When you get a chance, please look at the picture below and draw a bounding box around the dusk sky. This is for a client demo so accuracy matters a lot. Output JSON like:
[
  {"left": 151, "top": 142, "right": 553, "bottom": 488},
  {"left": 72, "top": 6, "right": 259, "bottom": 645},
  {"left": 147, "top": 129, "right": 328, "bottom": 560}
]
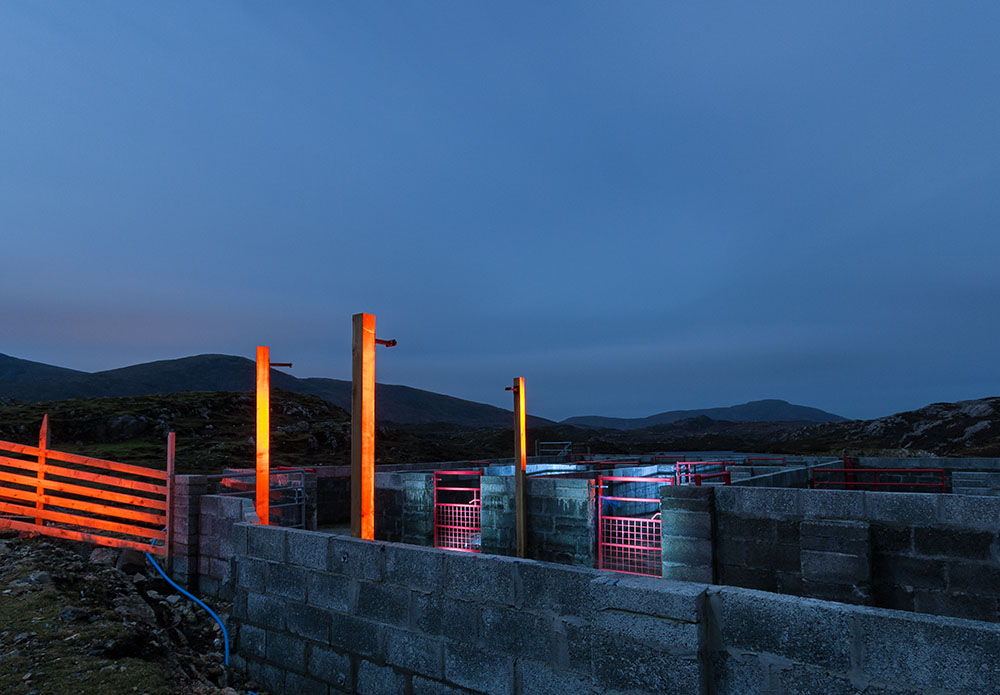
[{"left": 2, "top": 3, "right": 999, "bottom": 421}]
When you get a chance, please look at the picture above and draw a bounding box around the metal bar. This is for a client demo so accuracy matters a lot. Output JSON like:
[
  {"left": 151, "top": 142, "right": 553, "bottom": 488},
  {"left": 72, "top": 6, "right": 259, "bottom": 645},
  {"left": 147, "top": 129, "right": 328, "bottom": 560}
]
[{"left": 599, "top": 476, "right": 676, "bottom": 484}]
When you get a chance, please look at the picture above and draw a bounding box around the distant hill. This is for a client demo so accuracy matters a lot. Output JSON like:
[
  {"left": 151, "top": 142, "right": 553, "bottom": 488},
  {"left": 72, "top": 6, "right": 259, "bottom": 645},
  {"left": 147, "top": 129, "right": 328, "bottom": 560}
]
[
  {"left": 0, "top": 353, "right": 553, "bottom": 428},
  {"left": 780, "top": 397, "right": 1000, "bottom": 457},
  {"left": 562, "top": 399, "right": 846, "bottom": 429}
]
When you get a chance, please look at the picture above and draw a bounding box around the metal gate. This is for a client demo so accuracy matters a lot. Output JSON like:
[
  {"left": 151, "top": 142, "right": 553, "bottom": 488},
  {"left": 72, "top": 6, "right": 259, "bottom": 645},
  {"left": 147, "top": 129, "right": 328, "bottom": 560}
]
[
  {"left": 597, "top": 474, "right": 674, "bottom": 577},
  {"left": 434, "top": 470, "right": 482, "bottom": 552},
  {"left": 0, "top": 418, "right": 173, "bottom": 556},
  {"left": 210, "top": 469, "right": 307, "bottom": 528}
]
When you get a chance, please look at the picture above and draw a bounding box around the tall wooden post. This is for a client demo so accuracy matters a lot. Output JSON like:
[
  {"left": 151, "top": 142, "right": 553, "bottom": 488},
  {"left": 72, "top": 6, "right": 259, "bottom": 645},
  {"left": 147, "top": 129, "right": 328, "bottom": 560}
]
[
  {"left": 166, "top": 431, "right": 176, "bottom": 573},
  {"left": 352, "top": 313, "right": 376, "bottom": 539},
  {"left": 35, "top": 414, "right": 49, "bottom": 526},
  {"left": 256, "top": 346, "right": 270, "bottom": 525},
  {"left": 513, "top": 377, "right": 528, "bottom": 558}
]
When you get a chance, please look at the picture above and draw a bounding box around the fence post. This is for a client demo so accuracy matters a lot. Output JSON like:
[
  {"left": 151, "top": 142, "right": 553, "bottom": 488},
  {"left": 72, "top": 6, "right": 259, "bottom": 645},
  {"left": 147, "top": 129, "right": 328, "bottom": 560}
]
[
  {"left": 256, "top": 345, "right": 271, "bottom": 526},
  {"left": 512, "top": 377, "right": 528, "bottom": 559},
  {"left": 351, "top": 313, "right": 376, "bottom": 540},
  {"left": 596, "top": 475, "right": 604, "bottom": 571},
  {"left": 35, "top": 414, "right": 49, "bottom": 526},
  {"left": 166, "top": 432, "right": 176, "bottom": 574}
]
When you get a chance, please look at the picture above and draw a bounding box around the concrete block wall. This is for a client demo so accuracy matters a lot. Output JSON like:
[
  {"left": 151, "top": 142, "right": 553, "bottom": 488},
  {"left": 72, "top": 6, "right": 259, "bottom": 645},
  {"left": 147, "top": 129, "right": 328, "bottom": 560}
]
[
  {"left": 952, "top": 471, "right": 1000, "bottom": 496},
  {"left": 706, "top": 487, "right": 1000, "bottom": 622},
  {"left": 799, "top": 519, "right": 870, "bottom": 605},
  {"left": 198, "top": 494, "right": 259, "bottom": 597},
  {"left": 170, "top": 474, "right": 208, "bottom": 585},
  {"left": 373, "top": 472, "right": 435, "bottom": 546},
  {"left": 480, "top": 476, "right": 595, "bottom": 565},
  {"left": 229, "top": 525, "right": 705, "bottom": 694},
  {"left": 708, "top": 586, "right": 1000, "bottom": 695},
  {"left": 660, "top": 485, "right": 715, "bottom": 583},
  {"left": 225, "top": 524, "right": 1000, "bottom": 695}
]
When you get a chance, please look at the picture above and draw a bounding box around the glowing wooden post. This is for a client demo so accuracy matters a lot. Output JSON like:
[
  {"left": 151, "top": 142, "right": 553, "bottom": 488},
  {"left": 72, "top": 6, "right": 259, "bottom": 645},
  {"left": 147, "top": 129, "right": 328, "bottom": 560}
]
[
  {"left": 166, "top": 431, "right": 175, "bottom": 573},
  {"left": 35, "top": 414, "right": 49, "bottom": 526},
  {"left": 352, "top": 313, "right": 376, "bottom": 539},
  {"left": 512, "top": 377, "right": 528, "bottom": 558},
  {"left": 256, "top": 346, "right": 270, "bottom": 525}
]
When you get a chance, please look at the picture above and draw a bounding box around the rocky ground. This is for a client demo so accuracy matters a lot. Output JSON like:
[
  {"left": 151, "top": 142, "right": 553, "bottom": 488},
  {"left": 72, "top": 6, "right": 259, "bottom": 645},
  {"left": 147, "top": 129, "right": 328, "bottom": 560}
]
[
  {"left": 778, "top": 397, "right": 1000, "bottom": 457},
  {"left": 0, "top": 390, "right": 351, "bottom": 474},
  {"left": 0, "top": 531, "right": 266, "bottom": 695}
]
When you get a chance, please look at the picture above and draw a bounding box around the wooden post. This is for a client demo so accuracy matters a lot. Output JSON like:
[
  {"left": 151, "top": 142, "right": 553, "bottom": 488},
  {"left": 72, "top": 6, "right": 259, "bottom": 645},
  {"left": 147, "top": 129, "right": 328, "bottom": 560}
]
[
  {"left": 165, "top": 431, "right": 176, "bottom": 574},
  {"left": 256, "top": 345, "right": 270, "bottom": 525},
  {"left": 351, "top": 313, "right": 376, "bottom": 539},
  {"left": 35, "top": 414, "right": 49, "bottom": 526},
  {"left": 513, "top": 377, "right": 528, "bottom": 558}
]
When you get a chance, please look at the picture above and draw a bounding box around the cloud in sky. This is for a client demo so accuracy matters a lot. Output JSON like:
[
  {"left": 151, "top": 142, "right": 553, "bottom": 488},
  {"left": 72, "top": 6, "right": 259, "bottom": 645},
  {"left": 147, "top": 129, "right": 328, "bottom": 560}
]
[{"left": 2, "top": 2, "right": 999, "bottom": 420}]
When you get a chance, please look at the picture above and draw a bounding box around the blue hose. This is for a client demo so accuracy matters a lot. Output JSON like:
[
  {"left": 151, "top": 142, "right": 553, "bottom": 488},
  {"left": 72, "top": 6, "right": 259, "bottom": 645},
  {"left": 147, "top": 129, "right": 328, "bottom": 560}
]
[{"left": 145, "top": 532, "right": 230, "bottom": 666}]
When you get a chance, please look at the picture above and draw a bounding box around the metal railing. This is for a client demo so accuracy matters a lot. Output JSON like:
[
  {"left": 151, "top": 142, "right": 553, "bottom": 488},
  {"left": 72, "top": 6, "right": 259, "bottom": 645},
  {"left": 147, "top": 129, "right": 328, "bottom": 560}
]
[
  {"left": 744, "top": 456, "right": 786, "bottom": 466},
  {"left": 209, "top": 469, "right": 307, "bottom": 528},
  {"left": 675, "top": 461, "right": 732, "bottom": 486},
  {"left": 810, "top": 467, "right": 946, "bottom": 493}
]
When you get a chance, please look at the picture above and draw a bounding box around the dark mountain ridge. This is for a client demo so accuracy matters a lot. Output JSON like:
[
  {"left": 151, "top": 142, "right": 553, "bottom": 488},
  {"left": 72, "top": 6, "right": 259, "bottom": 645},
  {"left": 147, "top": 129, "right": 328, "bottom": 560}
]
[
  {"left": 562, "top": 398, "right": 846, "bottom": 429},
  {"left": 0, "top": 353, "right": 550, "bottom": 428},
  {"left": 1, "top": 353, "right": 843, "bottom": 431}
]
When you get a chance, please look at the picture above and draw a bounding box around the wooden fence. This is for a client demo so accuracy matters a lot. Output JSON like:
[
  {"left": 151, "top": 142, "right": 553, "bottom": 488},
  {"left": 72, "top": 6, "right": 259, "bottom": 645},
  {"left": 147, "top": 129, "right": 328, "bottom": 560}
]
[{"left": 0, "top": 415, "right": 174, "bottom": 556}]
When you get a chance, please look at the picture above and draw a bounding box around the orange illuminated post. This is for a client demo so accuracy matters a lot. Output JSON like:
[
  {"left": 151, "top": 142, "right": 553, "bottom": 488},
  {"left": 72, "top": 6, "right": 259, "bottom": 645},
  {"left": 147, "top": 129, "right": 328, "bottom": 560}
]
[
  {"left": 511, "top": 377, "right": 528, "bottom": 558},
  {"left": 351, "top": 313, "right": 376, "bottom": 539},
  {"left": 256, "top": 346, "right": 270, "bottom": 525},
  {"left": 35, "top": 414, "right": 49, "bottom": 526}
]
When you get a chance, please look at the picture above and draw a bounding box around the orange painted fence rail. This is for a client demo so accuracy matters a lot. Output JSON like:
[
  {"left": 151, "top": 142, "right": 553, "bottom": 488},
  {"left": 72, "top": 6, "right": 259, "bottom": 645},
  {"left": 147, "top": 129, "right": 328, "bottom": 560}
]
[{"left": 0, "top": 417, "right": 173, "bottom": 557}]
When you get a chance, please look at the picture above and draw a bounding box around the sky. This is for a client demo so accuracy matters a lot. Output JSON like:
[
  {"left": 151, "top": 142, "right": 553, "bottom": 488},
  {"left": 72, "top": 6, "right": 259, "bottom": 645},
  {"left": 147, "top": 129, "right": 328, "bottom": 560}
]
[{"left": 2, "top": 2, "right": 999, "bottom": 422}]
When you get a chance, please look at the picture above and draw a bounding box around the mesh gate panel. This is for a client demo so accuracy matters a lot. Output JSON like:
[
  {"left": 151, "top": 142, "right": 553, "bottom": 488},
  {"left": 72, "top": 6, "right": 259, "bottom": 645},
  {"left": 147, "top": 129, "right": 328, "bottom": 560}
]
[
  {"left": 435, "top": 502, "right": 482, "bottom": 552},
  {"left": 599, "top": 515, "right": 662, "bottom": 577},
  {"left": 433, "top": 470, "right": 483, "bottom": 553}
]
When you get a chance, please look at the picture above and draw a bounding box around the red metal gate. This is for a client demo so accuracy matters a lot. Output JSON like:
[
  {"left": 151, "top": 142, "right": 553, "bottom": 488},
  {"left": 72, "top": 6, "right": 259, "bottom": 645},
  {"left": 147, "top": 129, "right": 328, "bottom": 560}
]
[
  {"left": 597, "top": 474, "right": 674, "bottom": 577},
  {"left": 433, "top": 470, "right": 482, "bottom": 553}
]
